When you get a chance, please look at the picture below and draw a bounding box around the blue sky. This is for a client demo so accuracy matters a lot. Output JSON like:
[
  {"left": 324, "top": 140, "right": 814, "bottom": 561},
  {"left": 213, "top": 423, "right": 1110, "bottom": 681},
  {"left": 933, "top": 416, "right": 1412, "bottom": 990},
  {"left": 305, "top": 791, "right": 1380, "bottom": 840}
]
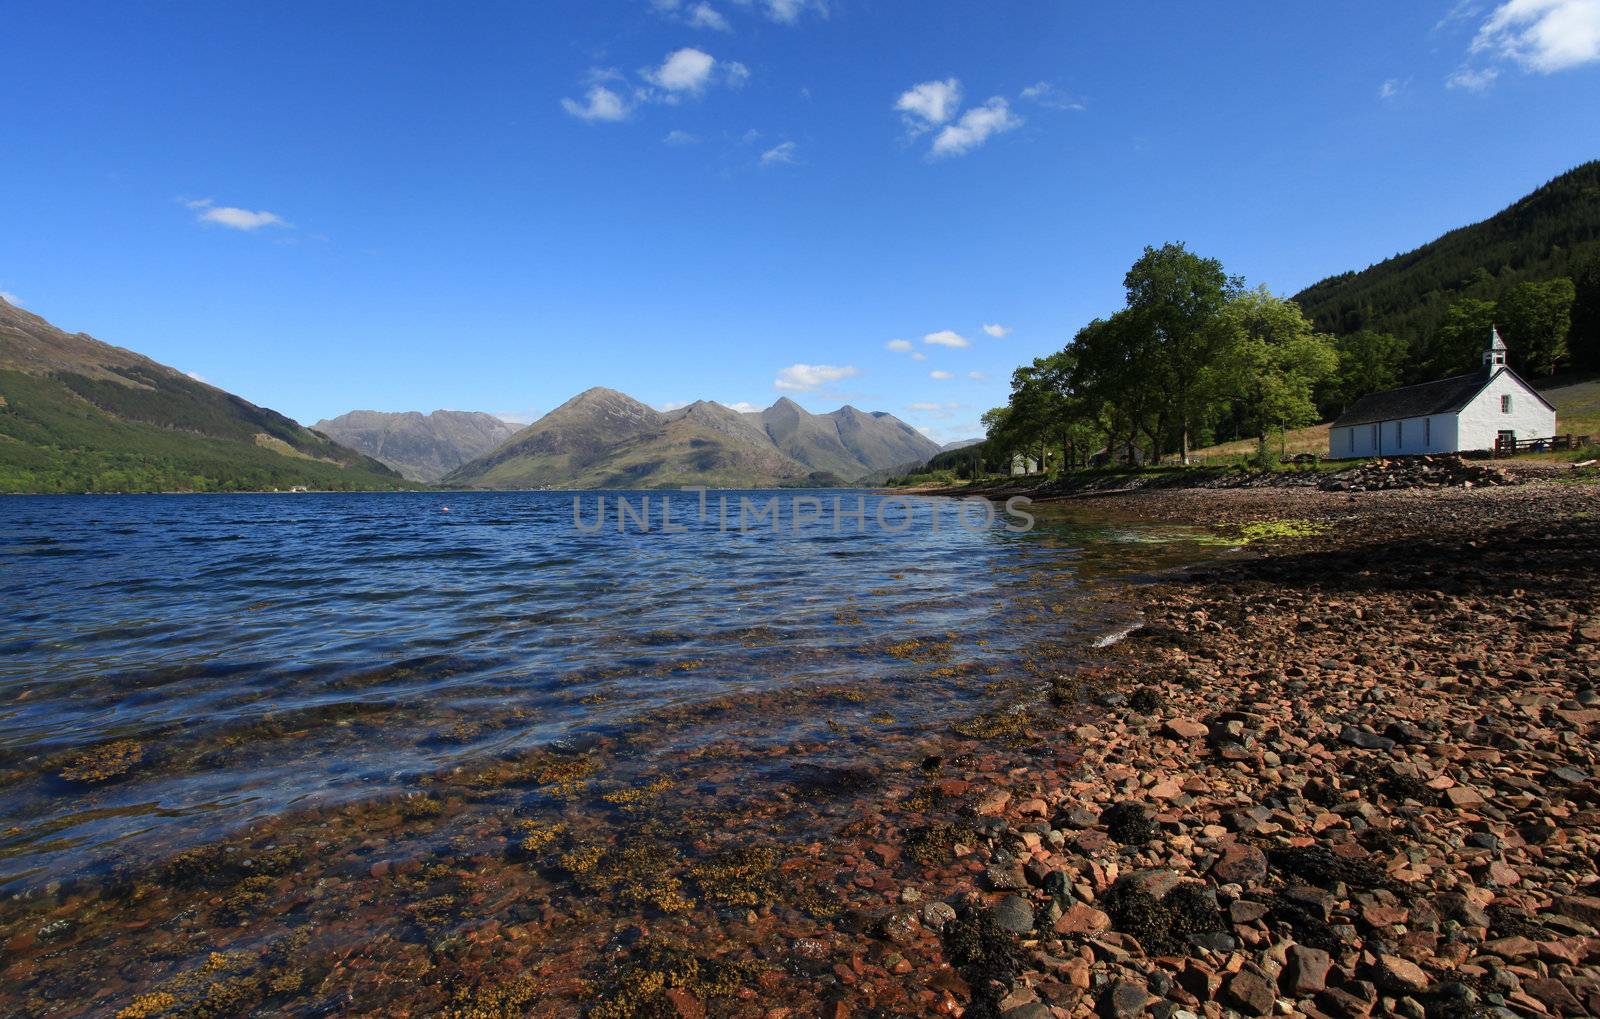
[{"left": 3, "top": 1, "right": 1597, "bottom": 441}]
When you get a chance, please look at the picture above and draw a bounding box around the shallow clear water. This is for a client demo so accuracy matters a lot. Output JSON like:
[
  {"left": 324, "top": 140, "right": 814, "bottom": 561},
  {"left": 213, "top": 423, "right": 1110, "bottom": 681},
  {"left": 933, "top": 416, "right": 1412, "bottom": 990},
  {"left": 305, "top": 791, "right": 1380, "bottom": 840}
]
[{"left": 0, "top": 490, "right": 1206, "bottom": 890}]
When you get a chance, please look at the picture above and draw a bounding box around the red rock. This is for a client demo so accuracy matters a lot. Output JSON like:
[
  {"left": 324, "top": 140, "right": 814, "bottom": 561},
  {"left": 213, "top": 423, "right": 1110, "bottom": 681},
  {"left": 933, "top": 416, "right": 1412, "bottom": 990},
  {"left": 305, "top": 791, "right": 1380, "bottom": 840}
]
[
  {"left": 1284, "top": 944, "right": 1333, "bottom": 995},
  {"left": 1016, "top": 797, "right": 1049, "bottom": 817},
  {"left": 1482, "top": 935, "right": 1539, "bottom": 959},
  {"left": 664, "top": 988, "right": 706, "bottom": 1019},
  {"left": 1149, "top": 778, "right": 1183, "bottom": 799},
  {"left": 1373, "top": 954, "right": 1430, "bottom": 994},
  {"left": 975, "top": 790, "right": 1011, "bottom": 816},
  {"left": 1555, "top": 895, "right": 1600, "bottom": 925},
  {"left": 1164, "top": 717, "right": 1209, "bottom": 740},
  {"left": 1211, "top": 842, "right": 1268, "bottom": 885},
  {"left": 1058, "top": 956, "right": 1091, "bottom": 990},
  {"left": 1488, "top": 861, "right": 1521, "bottom": 885},
  {"left": 1524, "top": 977, "right": 1583, "bottom": 1014},
  {"left": 1537, "top": 938, "right": 1586, "bottom": 965},
  {"left": 1054, "top": 902, "right": 1111, "bottom": 935},
  {"left": 1360, "top": 904, "right": 1409, "bottom": 927},
  {"left": 1317, "top": 986, "right": 1375, "bottom": 1017},
  {"left": 1221, "top": 967, "right": 1277, "bottom": 1015}
]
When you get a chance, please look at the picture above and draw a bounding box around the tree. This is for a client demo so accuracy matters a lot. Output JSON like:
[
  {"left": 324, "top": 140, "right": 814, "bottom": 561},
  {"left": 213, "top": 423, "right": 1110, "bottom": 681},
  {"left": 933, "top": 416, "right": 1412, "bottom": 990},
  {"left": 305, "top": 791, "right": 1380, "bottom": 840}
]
[
  {"left": 1572, "top": 253, "right": 1600, "bottom": 371},
  {"left": 1122, "top": 243, "right": 1240, "bottom": 462},
  {"left": 1214, "top": 288, "right": 1339, "bottom": 458},
  {"left": 1427, "top": 297, "right": 1497, "bottom": 377},
  {"left": 1330, "top": 329, "right": 1407, "bottom": 408},
  {"left": 1496, "top": 277, "right": 1575, "bottom": 376},
  {"left": 1071, "top": 310, "right": 1164, "bottom": 463}
]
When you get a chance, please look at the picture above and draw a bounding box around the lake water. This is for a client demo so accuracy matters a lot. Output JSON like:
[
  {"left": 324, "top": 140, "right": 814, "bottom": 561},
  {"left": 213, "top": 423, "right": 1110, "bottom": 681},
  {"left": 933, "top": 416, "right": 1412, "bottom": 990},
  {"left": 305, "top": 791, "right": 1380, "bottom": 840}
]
[{"left": 0, "top": 490, "right": 1209, "bottom": 892}]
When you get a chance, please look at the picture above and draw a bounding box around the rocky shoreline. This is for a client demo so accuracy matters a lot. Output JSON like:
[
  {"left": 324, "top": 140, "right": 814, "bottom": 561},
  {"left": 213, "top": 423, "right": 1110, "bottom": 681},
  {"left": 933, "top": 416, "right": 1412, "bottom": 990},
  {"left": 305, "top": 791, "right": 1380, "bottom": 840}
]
[
  {"left": 2, "top": 480, "right": 1597, "bottom": 1018},
  {"left": 898, "top": 480, "right": 1600, "bottom": 1019}
]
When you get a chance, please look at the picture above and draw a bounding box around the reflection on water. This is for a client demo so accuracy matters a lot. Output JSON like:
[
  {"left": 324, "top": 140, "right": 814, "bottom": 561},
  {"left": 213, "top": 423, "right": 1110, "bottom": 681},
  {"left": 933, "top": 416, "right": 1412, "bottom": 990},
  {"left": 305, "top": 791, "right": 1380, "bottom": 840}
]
[{"left": 0, "top": 490, "right": 1212, "bottom": 890}]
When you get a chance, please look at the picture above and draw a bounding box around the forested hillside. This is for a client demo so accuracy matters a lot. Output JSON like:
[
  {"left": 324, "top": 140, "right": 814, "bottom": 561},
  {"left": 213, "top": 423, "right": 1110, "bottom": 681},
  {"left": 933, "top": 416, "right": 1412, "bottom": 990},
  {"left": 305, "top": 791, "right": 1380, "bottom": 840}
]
[
  {"left": 1294, "top": 161, "right": 1600, "bottom": 380},
  {"left": 930, "top": 164, "right": 1600, "bottom": 479}
]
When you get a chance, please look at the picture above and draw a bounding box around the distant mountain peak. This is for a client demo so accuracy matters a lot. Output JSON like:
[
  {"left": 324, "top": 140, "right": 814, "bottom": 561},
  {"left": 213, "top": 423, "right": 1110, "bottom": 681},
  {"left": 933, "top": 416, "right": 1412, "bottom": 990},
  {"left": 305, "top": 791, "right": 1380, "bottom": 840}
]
[
  {"left": 313, "top": 409, "right": 519, "bottom": 482},
  {"left": 446, "top": 386, "right": 941, "bottom": 489}
]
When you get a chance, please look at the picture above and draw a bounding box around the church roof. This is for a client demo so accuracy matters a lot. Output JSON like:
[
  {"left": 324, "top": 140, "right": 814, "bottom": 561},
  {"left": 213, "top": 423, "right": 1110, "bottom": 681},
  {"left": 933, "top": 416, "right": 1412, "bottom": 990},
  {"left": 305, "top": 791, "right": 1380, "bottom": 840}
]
[{"left": 1329, "top": 366, "right": 1553, "bottom": 428}]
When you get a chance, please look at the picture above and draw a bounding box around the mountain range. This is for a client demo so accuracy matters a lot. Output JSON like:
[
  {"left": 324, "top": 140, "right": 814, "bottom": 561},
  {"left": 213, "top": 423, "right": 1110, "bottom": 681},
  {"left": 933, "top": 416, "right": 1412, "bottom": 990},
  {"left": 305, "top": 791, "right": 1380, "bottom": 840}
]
[
  {"left": 0, "top": 294, "right": 937, "bottom": 492},
  {"left": 440, "top": 388, "right": 943, "bottom": 489},
  {"left": 0, "top": 296, "right": 404, "bottom": 493},
  {"left": 312, "top": 410, "right": 518, "bottom": 482}
]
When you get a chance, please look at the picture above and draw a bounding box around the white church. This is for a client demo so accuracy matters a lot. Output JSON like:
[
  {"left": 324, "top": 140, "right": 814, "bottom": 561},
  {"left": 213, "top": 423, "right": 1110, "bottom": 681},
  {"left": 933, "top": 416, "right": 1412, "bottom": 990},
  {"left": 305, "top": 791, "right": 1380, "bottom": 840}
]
[{"left": 1329, "top": 327, "right": 1556, "bottom": 459}]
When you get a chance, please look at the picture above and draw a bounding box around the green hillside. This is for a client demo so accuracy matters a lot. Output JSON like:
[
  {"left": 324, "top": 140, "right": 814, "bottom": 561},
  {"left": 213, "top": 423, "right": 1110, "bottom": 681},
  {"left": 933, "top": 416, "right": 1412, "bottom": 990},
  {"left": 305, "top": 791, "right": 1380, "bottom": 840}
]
[
  {"left": 1294, "top": 160, "right": 1600, "bottom": 377},
  {"left": 0, "top": 299, "right": 409, "bottom": 494}
]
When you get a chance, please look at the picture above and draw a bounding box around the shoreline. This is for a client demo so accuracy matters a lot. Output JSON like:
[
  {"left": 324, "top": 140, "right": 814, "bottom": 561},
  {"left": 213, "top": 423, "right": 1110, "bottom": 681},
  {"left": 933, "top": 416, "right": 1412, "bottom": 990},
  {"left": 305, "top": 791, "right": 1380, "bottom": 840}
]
[{"left": 2, "top": 480, "right": 1597, "bottom": 1017}]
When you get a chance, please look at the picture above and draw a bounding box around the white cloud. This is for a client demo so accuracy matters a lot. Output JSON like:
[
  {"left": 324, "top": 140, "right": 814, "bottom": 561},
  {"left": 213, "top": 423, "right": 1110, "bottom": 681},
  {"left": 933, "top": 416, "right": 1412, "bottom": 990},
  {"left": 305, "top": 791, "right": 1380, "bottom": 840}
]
[
  {"left": 929, "top": 370, "right": 955, "bottom": 380},
  {"left": 723, "top": 401, "right": 761, "bottom": 413},
  {"left": 885, "top": 338, "right": 913, "bottom": 352},
  {"left": 0, "top": 290, "right": 20, "bottom": 307},
  {"left": 656, "top": 399, "right": 691, "bottom": 411},
  {"left": 981, "top": 323, "right": 1011, "bottom": 338},
  {"left": 495, "top": 409, "right": 539, "bottom": 425},
  {"left": 967, "top": 371, "right": 986, "bottom": 380},
  {"left": 906, "top": 400, "right": 961, "bottom": 413},
  {"left": 760, "top": 140, "right": 797, "bottom": 165},
  {"left": 664, "top": 129, "right": 700, "bottom": 145},
  {"left": 184, "top": 198, "right": 287, "bottom": 231},
  {"left": 687, "top": 2, "right": 731, "bottom": 30},
  {"left": 774, "top": 363, "right": 858, "bottom": 391},
  {"left": 648, "top": 48, "right": 718, "bottom": 92},
  {"left": 1378, "top": 78, "right": 1408, "bottom": 99},
  {"left": 923, "top": 329, "right": 970, "bottom": 348},
  {"left": 672, "top": 0, "right": 823, "bottom": 26},
  {"left": 895, "top": 78, "right": 963, "bottom": 130},
  {"left": 1472, "top": 0, "right": 1600, "bottom": 72},
  {"left": 911, "top": 352, "right": 926, "bottom": 361},
  {"left": 1447, "top": 65, "right": 1501, "bottom": 89},
  {"left": 1019, "top": 81, "right": 1085, "bottom": 111},
  {"left": 1436, "top": 0, "right": 1487, "bottom": 32},
  {"left": 760, "top": 0, "right": 824, "bottom": 23},
  {"left": 562, "top": 85, "right": 630, "bottom": 121},
  {"left": 931, "top": 98, "right": 1022, "bottom": 157},
  {"left": 185, "top": 370, "right": 208, "bottom": 383}
]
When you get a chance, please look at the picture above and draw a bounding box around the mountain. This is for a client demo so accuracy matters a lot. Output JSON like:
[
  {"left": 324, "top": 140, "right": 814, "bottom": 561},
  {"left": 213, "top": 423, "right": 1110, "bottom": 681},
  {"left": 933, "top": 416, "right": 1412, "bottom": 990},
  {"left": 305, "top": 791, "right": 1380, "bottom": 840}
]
[
  {"left": 0, "top": 296, "right": 405, "bottom": 493},
  {"left": 312, "top": 409, "right": 518, "bottom": 481},
  {"left": 1293, "top": 161, "right": 1600, "bottom": 367},
  {"left": 444, "top": 388, "right": 942, "bottom": 489},
  {"left": 941, "top": 438, "right": 983, "bottom": 451},
  {"left": 751, "top": 397, "right": 872, "bottom": 480}
]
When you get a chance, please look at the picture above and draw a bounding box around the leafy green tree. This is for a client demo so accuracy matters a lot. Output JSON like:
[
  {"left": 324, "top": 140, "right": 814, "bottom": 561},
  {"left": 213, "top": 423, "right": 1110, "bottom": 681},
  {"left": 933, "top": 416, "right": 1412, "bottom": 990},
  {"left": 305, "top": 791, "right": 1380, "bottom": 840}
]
[
  {"left": 1122, "top": 243, "right": 1241, "bottom": 461},
  {"left": 1331, "top": 329, "right": 1408, "bottom": 407},
  {"left": 1070, "top": 310, "right": 1165, "bottom": 463},
  {"left": 1496, "top": 277, "right": 1574, "bottom": 376},
  {"left": 1214, "top": 288, "right": 1339, "bottom": 458},
  {"left": 1573, "top": 253, "right": 1600, "bottom": 371},
  {"left": 1427, "top": 297, "right": 1497, "bottom": 376}
]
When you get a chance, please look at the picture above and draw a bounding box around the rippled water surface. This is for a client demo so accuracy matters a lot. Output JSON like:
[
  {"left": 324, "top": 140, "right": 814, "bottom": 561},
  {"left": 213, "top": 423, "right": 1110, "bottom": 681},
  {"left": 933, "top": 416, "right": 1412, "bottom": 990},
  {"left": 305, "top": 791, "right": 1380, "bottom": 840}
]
[{"left": 0, "top": 491, "right": 1210, "bottom": 890}]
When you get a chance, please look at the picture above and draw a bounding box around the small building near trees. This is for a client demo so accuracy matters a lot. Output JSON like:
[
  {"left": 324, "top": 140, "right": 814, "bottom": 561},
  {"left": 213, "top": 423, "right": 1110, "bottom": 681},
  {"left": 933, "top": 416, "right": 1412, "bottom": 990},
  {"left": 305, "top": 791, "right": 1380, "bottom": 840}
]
[
  {"left": 1328, "top": 327, "right": 1555, "bottom": 458},
  {"left": 1009, "top": 454, "right": 1039, "bottom": 476}
]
